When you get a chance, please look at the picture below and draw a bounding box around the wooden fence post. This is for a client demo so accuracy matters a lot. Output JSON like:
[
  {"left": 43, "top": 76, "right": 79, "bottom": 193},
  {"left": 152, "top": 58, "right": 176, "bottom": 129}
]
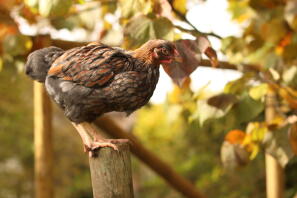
[
  {"left": 95, "top": 116, "right": 207, "bottom": 198},
  {"left": 34, "top": 82, "right": 53, "bottom": 198},
  {"left": 89, "top": 140, "right": 134, "bottom": 198},
  {"left": 265, "top": 89, "right": 284, "bottom": 198}
]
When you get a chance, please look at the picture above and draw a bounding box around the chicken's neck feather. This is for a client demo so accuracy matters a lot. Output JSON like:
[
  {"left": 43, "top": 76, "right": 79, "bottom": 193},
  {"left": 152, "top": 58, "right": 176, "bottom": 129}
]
[{"left": 132, "top": 46, "right": 157, "bottom": 66}]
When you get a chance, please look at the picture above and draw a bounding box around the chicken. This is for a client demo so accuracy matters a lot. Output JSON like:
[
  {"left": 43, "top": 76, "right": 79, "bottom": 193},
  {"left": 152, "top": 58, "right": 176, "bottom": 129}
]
[{"left": 25, "top": 40, "right": 180, "bottom": 155}]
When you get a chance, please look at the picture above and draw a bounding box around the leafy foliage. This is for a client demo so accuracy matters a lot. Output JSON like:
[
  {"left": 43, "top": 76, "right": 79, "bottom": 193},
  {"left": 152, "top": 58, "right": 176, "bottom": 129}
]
[
  {"left": 163, "top": 38, "right": 217, "bottom": 86},
  {"left": 1, "top": 0, "right": 297, "bottom": 197},
  {"left": 123, "top": 15, "right": 174, "bottom": 49}
]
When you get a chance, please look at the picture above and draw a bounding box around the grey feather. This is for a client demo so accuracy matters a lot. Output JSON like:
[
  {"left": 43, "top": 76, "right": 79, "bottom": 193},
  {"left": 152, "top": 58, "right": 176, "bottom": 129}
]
[{"left": 25, "top": 47, "right": 64, "bottom": 82}]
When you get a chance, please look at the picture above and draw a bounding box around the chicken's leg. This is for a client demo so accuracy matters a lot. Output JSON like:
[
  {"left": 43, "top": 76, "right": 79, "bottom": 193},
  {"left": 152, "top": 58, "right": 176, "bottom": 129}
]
[{"left": 72, "top": 122, "right": 118, "bottom": 157}]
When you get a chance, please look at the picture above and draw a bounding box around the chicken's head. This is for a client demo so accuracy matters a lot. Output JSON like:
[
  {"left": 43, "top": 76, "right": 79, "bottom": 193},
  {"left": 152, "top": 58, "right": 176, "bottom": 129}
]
[
  {"left": 151, "top": 40, "right": 181, "bottom": 64},
  {"left": 134, "top": 40, "right": 181, "bottom": 65}
]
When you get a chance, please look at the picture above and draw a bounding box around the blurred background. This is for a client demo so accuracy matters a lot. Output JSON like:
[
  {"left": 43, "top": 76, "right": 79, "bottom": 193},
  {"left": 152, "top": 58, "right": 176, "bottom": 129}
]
[{"left": 0, "top": 0, "right": 297, "bottom": 197}]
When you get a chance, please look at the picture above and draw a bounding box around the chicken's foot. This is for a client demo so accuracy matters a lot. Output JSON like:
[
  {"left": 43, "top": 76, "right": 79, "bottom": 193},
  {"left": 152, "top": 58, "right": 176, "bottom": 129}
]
[{"left": 72, "top": 122, "right": 118, "bottom": 157}]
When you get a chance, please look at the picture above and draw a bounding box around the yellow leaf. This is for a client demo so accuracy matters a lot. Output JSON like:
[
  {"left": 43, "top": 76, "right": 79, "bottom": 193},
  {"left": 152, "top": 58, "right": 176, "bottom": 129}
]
[
  {"left": 279, "top": 87, "right": 297, "bottom": 109},
  {"left": 236, "top": 13, "right": 251, "bottom": 23},
  {"left": 119, "top": 0, "right": 152, "bottom": 19},
  {"left": 242, "top": 134, "right": 255, "bottom": 153},
  {"left": 103, "top": 21, "right": 112, "bottom": 30},
  {"left": 25, "top": 39, "right": 33, "bottom": 51},
  {"left": 249, "top": 83, "right": 268, "bottom": 100},
  {"left": 246, "top": 122, "right": 268, "bottom": 142},
  {"left": 267, "top": 116, "right": 286, "bottom": 130},
  {"left": 249, "top": 144, "right": 260, "bottom": 160},
  {"left": 173, "top": 0, "right": 187, "bottom": 15},
  {"left": 284, "top": 86, "right": 297, "bottom": 98},
  {"left": 269, "top": 68, "right": 280, "bottom": 81},
  {"left": 228, "top": 0, "right": 254, "bottom": 23},
  {"left": 275, "top": 45, "right": 283, "bottom": 55},
  {"left": 39, "top": 0, "right": 72, "bottom": 17},
  {"left": 24, "top": 0, "right": 38, "bottom": 9},
  {"left": 269, "top": 83, "right": 297, "bottom": 109},
  {"left": 242, "top": 125, "right": 262, "bottom": 159},
  {"left": 168, "top": 85, "right": 183, "bottom": 104}
]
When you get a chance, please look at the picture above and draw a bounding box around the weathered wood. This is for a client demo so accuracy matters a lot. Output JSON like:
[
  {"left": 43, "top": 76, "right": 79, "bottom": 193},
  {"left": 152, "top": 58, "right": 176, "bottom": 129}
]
[
  {"left": 95, "top": 116, "right": 207, "bottom": 198},
  {"left": 34, "top": 82, "right": 53, "bottom": 198},
  {"left": 89, "top": 140, "right": 134, "bottom": 198},
  {"left": 265, "top": 89, "right": 284, "bottom": 198}
]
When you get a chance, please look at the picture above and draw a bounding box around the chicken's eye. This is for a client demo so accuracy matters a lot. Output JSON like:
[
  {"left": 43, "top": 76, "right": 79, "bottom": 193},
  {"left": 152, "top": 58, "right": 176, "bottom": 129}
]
[{"left": 161, "top": 47, "right": 169, "bottom": 55}]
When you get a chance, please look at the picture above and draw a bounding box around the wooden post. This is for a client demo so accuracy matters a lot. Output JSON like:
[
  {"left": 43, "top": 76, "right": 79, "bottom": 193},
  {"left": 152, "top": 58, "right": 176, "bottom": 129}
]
[
  {"left": 265, "top": 89, "right": 284, "bottom": 198},
  {"left": 95, "top": 116, "right": 207, "bottom": 198},
  {"left": 34, "top": 82, "right": 53, "bottom": 198},
  {"left": 89, "top": 140, "right": 134, "bottom": 198}
]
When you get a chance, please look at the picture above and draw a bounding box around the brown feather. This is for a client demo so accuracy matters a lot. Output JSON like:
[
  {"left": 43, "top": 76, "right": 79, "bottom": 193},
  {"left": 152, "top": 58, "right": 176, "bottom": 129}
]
[{"left": 40, "top": 40, "right": 177, "bottom": 122}]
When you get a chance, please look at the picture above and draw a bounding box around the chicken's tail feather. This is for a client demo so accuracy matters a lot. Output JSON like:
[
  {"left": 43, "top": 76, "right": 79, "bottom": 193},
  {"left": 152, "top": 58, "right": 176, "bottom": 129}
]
[{"left": 25, "top": 46, "right": 64, "bottom": 82}]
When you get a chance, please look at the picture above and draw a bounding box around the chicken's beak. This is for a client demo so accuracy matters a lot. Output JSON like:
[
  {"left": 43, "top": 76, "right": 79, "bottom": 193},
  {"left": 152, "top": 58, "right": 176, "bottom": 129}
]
[{"left": 173, "top": 49, "right": 182, "bottom": 63}]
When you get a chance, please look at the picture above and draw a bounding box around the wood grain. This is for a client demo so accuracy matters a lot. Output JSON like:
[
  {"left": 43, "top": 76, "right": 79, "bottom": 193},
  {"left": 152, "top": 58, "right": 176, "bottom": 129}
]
[
  {"left": 89, "top": 140, "right": 134, "bottom": 198},
  {"left": 34, "top": 82, "right": 53, "bottom": 198}
]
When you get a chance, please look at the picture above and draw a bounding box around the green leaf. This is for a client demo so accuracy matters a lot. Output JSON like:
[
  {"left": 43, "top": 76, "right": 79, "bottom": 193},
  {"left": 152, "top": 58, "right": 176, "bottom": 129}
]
[
  {"left": 124, "top": 15, "right": 174, "bottom": 49},
  {"left": 224, "top": 73, "right": 253, "bottom": 95},
  {"left": 39, "top": 0, "right": 72, "bottom": 17},
  {"left": 50, "top": 17, "right": 76, "bottom": 30},
  {"left": 234, "top": 92, "right": 264, "bottom": 123},
  {"left": 221, "top": 36, "right": 246, "bottom": 63},
  {"left": 191, "top": 100, "right": 232, "bottom": 126},
  {"left": 261, "top": 18, "right": 287, "bottom": 44},
  {"left": 264, "top": 125, "right": 294, "bottom": 167},
  {"left": 249, "top": 83, "right": 268, "bottom": 100},
  {"left": 153, "top": 17, "right": 174, "bottom": 41},
  {"left": 101, "top": 1, "right": 117, "bottom": 17},
  {"left": 246, "top": 42, "right": 274, "bottom": 65},
  {"left": 2, "top": 34, "right": 32, "bottom": 56},
  {"left": 51, "top": 2, "right": 100, "bottom": 30},
  {"left": 119, "top": 0, "right": 152, "bottom": 19},
  {"left": 228, "top": 0, "right": 253, "bottom": 22},
  {"left": 124, "top": 15, "right": 154, "bottom": 49}
]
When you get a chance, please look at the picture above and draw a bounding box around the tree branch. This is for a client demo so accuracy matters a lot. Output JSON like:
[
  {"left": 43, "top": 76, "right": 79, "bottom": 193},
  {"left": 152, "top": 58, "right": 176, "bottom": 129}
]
[
  {"left": 199, "top": 59, "right": 262, "bottom": 72},
  {"left": 29, "top": 36, "right": 263, "bottom": 74},
  {"left": 30, "top": 35, "right": 261, "bottom": 72},
  {"left": 174, "top": 25, "right": 222, "bottom": 39},
  {"left": 168, "top": 1, "right": 222, "bottom": 39}
]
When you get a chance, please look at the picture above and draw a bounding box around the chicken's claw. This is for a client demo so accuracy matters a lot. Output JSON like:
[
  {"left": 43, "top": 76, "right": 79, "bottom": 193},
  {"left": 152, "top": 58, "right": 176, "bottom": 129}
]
[{"left": 84, "top": 140, "right": 119, "bottom": 157}]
